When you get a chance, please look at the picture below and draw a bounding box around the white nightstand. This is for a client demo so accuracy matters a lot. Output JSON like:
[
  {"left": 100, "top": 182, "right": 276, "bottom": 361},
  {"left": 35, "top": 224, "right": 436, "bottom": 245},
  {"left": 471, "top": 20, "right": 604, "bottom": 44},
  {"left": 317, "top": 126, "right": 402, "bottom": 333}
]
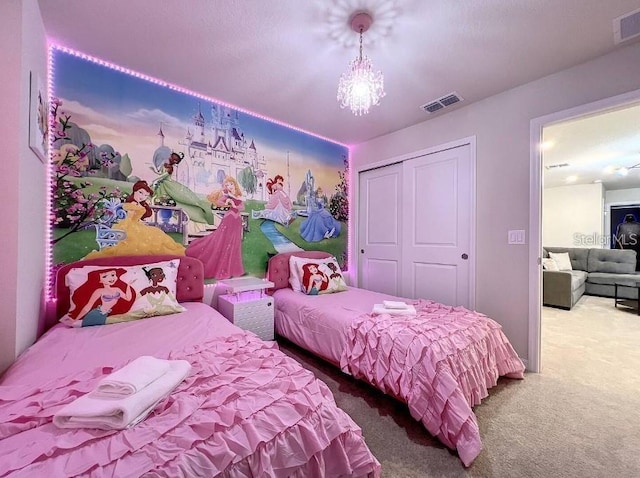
[{"left": 216, "top": 277, "right": 275, "bottom": 340}]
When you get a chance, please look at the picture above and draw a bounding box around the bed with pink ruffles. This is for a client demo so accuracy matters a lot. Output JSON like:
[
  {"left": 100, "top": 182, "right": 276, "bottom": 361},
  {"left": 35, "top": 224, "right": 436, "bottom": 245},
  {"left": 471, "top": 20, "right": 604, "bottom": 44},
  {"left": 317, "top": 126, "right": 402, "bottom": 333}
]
[
  {"left": 267, "top": 251, "right": 526, "bottom": 467},
  {"left": 0, "top": 255, "right": 380, "bottom": 478}
]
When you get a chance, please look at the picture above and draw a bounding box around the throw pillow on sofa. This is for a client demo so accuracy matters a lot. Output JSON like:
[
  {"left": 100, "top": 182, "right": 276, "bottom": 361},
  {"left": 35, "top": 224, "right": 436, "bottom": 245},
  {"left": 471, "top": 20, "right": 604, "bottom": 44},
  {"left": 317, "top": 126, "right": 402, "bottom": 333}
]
[
  {"left": 542, "top": 258, "right": 560, "bottom": 271},
  {"left": 549, "top": 252, "right": 573, "bottom": 271}
]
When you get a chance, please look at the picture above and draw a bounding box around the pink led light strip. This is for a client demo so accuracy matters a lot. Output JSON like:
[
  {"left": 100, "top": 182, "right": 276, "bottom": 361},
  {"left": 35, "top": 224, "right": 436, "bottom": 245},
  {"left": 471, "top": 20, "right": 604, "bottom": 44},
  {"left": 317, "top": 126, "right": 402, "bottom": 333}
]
[
  {"left": 46, "top": 44, "right": 353, "bottom": 299},
  {"left": 45, "top": 44, "right": 56, "bottom": 301},
  {"left": 51, "top": 45, "right": 348, "bottom": 147}
]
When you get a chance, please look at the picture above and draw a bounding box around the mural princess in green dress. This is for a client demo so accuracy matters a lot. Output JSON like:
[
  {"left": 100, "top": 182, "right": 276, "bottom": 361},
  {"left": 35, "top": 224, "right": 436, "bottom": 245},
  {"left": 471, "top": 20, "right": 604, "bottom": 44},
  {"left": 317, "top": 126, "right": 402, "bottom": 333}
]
[{"left": 151, "top": 152, "right": 214, "bottom": 226}]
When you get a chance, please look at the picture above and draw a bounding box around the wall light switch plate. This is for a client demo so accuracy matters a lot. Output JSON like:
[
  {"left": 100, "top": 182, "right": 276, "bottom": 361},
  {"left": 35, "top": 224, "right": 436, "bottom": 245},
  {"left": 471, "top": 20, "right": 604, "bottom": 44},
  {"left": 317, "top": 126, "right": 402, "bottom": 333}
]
[{"left": 508, "top": 230, "right": 526, "bottom": 245}]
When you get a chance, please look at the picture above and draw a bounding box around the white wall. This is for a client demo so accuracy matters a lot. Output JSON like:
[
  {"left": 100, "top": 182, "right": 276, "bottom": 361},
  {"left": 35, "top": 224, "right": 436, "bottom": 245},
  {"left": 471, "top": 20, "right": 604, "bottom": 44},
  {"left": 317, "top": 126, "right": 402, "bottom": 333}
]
[
  {"left": 352, "top": 41, "right": 640, "bottom": 364},
  {"left": 543, "top": 183, "right": 604, "bottom": 248},
  {"left": 605, "top": 187, "right": 640, "bottom": 205},
  {"left": 0, "top": 0, "right": 47, "bottom": 374}
]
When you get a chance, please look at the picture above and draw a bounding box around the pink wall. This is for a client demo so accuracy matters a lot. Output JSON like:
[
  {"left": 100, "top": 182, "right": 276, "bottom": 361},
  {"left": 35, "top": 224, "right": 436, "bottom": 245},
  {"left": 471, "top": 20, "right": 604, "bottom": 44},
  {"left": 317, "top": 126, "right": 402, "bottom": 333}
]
[
  {"left": 0, "top": 0, "right": 47, "bottom": 374},
  {"left": 17, "top": 0, "right": 48, "bottom": 353},
  {"left": 0, "top": 1, "right": 22, "bottom": 374}
]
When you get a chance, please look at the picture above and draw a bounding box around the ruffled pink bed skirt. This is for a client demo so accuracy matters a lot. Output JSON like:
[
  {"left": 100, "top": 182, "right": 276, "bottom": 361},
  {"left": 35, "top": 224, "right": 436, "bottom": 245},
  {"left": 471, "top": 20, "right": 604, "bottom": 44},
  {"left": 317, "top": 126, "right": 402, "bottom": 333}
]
[
  {"left": 340, "top": 300, "right": 525, "bottom": 467},
  {"left": 0, "top": 334, "right": 380, "bottom": 477}
]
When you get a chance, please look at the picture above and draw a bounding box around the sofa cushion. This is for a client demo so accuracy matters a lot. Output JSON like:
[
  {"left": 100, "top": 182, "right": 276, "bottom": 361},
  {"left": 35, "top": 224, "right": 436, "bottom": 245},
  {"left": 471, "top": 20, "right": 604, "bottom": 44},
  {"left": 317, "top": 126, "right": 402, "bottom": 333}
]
[
  {"left": 568, "top": 270, "right": 588, "bottom": 291},
  {"left": 544, "top": 247, "right": 589, "bottom": 271},
  {"left": 587, "top": 249, "right": 637, "bottom": 274},
  {"left": 586, "top": 272, "right": 640, "bottom": 286}
]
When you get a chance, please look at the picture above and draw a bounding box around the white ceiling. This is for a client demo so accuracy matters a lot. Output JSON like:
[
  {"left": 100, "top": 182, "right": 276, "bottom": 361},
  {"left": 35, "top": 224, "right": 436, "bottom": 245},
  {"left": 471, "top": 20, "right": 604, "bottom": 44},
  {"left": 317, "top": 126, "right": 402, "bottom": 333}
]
[
  {"left": 543, "top": 103, "right": 640, "bottom": 190},
  {"left": 38, "top": 0, "right": 640, "bottom": 145}
]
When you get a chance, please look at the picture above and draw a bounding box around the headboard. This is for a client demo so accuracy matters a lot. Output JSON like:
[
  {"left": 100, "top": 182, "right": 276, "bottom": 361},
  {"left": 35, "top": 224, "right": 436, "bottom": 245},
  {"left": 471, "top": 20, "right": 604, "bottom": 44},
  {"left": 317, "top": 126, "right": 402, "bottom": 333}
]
[
  {"left": 53, "top": 255, "right": 204, "bottom": 327},
  {"left": 266, "top": 251, "right": 332, "bottom": 291}
]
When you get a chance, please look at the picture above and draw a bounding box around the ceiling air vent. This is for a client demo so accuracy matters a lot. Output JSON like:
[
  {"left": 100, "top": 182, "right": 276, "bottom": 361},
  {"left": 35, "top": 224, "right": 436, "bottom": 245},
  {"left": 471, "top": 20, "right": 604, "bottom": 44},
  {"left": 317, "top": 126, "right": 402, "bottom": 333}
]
[
  {"left": 423, "top": 102, "right": 444, "bottom": 113},
  {"left": 614, "top": 7, "right": 640, "bottom": 44},
  {"left": 420, "top": 92, "right": 464, "bottom": 114},
  {"left": 439, "top": 94, "right": 461, "bottom": 107}
]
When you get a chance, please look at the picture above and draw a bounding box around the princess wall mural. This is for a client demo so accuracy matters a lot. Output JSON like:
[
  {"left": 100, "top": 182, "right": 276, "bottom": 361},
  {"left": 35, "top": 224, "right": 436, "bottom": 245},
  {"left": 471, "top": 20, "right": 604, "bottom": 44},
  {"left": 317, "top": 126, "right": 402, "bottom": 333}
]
[{"left": 51, "top": 48, "right": 348, "bottom": 281}]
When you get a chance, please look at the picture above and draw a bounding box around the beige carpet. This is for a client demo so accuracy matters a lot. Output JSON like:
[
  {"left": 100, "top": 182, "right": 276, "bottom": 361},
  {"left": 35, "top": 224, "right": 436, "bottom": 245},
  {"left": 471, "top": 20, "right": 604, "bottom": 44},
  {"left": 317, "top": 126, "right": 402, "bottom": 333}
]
[{"left": 278, "top": 295, "right": 640, "bottom": 477}]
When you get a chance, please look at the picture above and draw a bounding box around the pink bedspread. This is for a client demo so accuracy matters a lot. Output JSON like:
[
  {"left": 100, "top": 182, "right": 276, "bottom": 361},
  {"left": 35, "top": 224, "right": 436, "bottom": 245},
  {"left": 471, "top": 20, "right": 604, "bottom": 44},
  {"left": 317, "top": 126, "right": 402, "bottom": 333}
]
[
  {"left": 340, "top": 299, "right": 525, "bottom": 467},
  {"left": 273, "top": 287, "right": 404, "bottom": 365},
  {"left": 273, "top": 288, "right": 525, "bottom": 467},
  {"left": 0, "top": 303, "right": 380, "bottom": 477}
]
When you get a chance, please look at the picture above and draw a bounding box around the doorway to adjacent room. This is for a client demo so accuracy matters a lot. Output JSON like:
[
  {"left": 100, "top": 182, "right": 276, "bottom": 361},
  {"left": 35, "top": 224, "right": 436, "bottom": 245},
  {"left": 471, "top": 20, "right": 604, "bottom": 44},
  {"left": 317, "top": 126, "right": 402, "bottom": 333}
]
[{"left": 530, "top": 89, "right": 640, "bottom": 373}]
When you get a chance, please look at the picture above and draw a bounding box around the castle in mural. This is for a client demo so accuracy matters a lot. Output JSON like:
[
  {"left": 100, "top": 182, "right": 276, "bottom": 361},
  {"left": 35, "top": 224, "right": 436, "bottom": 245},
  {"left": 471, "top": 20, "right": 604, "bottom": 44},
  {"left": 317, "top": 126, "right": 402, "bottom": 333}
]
[{"left": 154, "top": 104, "right": 269, "bottom": 201}]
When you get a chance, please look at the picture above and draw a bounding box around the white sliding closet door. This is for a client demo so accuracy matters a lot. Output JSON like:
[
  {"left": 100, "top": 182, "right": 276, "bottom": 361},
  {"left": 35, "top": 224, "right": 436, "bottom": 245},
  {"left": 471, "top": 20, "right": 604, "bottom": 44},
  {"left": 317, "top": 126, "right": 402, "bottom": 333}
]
[
  {"left": 357, "top": 163, "right": 403, "bottom": 296},
  {"left": 401, "top": 144, "right": 472, "bottom": 307},
  {"left": 358, "top": 143, "right": 473, "bottom": 307}
]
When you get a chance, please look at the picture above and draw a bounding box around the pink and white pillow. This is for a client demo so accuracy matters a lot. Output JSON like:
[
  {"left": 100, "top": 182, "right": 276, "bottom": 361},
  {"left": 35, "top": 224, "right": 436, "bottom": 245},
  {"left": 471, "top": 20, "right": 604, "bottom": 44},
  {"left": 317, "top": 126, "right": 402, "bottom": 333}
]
[
  {"left": 289, "top": 255, "right": 348, "bottom": 295},
  {"left": 61, "top": 259, "right": 185, "bottom": 327}
]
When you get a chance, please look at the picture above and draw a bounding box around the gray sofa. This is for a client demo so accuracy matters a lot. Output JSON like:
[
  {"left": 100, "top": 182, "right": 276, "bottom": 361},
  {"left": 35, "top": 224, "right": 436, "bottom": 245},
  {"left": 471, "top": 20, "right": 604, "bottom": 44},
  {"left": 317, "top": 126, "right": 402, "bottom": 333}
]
[{"left": 543, "top": 247, "right": 640, "bottom": 309}]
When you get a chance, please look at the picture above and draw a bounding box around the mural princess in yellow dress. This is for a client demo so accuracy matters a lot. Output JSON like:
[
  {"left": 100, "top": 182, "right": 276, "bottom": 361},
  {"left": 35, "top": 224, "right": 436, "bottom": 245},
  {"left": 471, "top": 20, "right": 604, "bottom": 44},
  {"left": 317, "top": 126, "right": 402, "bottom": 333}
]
[{"left": 84, "top": 201, "right": 185, "bottom": 259}]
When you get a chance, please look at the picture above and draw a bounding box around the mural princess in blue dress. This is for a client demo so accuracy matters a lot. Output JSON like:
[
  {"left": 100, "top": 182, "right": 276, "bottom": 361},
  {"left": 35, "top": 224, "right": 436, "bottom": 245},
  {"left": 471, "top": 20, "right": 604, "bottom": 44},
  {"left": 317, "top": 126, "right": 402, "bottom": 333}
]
[{"left": 299, "top": 171, "right": 341, "bottom": 242}]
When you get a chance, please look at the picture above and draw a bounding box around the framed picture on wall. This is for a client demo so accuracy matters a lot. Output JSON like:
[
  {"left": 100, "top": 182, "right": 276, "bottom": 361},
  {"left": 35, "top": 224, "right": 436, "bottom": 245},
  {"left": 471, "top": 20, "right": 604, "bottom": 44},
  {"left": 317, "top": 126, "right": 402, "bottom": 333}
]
[
  {"left": 28, "top": 71, "right": 48, "bottom": 163},
  {"left": 610, "top": 204, "right": 640, "bottom": 270}
]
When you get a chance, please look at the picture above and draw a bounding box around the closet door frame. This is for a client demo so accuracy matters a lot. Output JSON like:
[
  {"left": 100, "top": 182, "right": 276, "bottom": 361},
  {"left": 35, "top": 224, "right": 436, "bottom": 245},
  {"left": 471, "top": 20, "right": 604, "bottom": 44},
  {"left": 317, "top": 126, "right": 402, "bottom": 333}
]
[{"left": 353, "top": 136, "right": 477, "bottom": 309}]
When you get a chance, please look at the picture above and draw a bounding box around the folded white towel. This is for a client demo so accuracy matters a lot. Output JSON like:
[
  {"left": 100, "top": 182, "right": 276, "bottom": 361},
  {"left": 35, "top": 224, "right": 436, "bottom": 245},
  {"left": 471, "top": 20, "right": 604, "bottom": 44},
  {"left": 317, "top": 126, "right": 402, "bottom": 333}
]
[
  {"left": 382, "top": 300, "right": 409, "bottom": 309},
  {"left": 53, "top": 360, "right": 191, "bottom": 430},
  {"left": 372, "top": 304, "right": 417, "bottom": 316},
  {"left": 94, "top": 355, "right": 172, "bottom": 398}
]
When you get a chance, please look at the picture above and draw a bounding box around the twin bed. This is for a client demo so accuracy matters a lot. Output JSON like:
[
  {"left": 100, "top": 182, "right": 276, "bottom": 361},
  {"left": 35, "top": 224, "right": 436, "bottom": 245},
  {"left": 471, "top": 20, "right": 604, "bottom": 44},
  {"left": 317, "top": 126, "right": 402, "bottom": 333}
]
[
  {"left": 267, "top": 251, "right": 526, "bottom": 467},
  {"left": 0, "top": 255, "right": 380, "bottom": 477}
]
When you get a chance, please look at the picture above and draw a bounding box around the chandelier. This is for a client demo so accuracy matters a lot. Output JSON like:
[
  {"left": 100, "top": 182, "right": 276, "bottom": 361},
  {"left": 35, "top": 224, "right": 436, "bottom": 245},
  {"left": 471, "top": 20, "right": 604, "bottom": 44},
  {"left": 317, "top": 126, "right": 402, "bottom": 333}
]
[{"left": 337, "top": 12, "right": 385, "bottom": 116}]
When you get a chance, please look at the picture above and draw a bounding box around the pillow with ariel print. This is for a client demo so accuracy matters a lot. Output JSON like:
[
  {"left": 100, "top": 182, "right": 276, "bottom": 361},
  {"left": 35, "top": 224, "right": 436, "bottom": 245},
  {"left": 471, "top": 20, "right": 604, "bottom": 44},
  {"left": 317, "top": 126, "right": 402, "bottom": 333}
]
[
  {"left": 289, "top": 255, "right": 348, "bottom": 295},
  {"left": 60, "top": 259, "right": 185, "bottom": 328}
]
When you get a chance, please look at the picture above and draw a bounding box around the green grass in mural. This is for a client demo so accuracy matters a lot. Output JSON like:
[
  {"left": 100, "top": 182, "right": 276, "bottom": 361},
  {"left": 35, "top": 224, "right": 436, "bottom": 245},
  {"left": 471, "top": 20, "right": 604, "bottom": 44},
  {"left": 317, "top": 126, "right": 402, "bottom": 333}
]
[
  {"left": 242, "top": 199, "right": 347, "bottom": 269},
  {"left": 52, "top": 197, "right": 348, "bottom": 279},
  {"left": 53, "top": 229, "right": 97, "bottom": 264},
  {"left": 53, "top": 228, "right": 183, "bottom": 265}
]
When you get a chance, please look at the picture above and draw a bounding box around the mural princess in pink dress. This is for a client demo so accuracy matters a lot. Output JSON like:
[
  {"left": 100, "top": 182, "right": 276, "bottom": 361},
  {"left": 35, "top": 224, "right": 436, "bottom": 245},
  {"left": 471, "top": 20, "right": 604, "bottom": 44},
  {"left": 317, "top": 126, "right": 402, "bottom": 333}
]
[
  {"left": 186, "top": 176, "right": 245, "bottom": 279},
  {"left": 251, "top": 174, "right": 294, "bottom": 226}
]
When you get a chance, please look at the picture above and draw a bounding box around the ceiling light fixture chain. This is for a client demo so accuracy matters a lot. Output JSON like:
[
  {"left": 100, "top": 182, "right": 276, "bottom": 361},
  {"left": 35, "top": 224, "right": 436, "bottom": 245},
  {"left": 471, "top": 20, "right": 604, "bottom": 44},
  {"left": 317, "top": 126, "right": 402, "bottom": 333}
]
[{"left": 336, "top": 11, "right": 385, "bottom": 116}]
